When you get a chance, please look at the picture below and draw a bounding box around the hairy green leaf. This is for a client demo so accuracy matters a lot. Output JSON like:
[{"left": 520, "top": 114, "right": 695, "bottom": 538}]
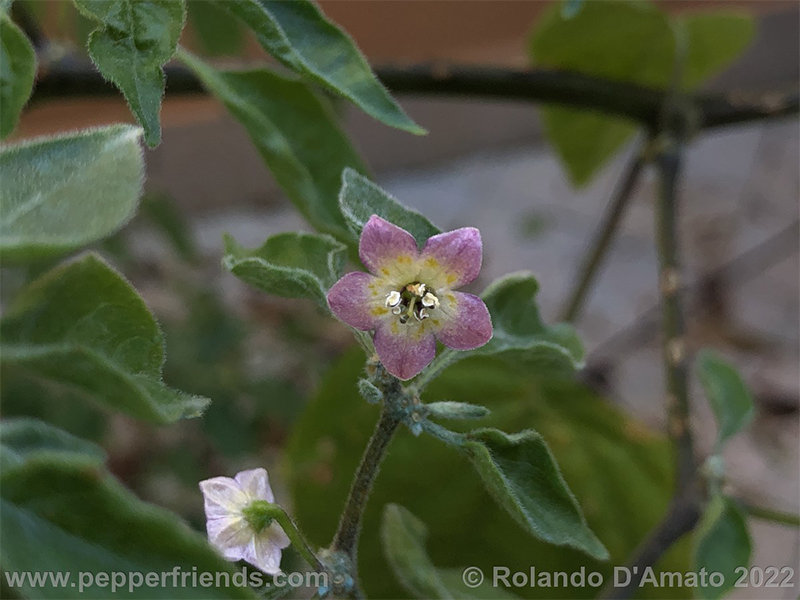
[
  {"left": 339, "top": 168, "right": 441, "bottom": 247},
  {"left": 474, "top": 272, "right": 583, "bottom": 372},
  {"left": 0, "top": 125, "right": 144, "bottom": 261},
  {"left": 0, "top": 254, "right": 208, "bottom": 423},
  {"left": 693, "top": 495, "right": 751, "bottom": 600},
  {"left": 1, "top": 438, "right": 254, "bottom": 598},
  {"left": 180, "top": 49, "right": 366, "bottom": 240},
  {"left": 529, "top": 2, "right": 754, "bottom": 185},
  {"left": 0, "top": 418, "right": 105, "bottom": 471},
  {"left": 223, "top": 232, "right": 346, "bottom": 309},
  {"left": 0, "top": 11, "right": 36, "bottom": 138},
  {"left": 74, "top": 0, "right": 186, "bottom": 147},
  {"left": 696, "top": 351, "right": 754, "bottom": 450},
  {"left": 463, "top": 428, "right": 608, "bottom": 560},
  {"left": 219, "top": 0, "right": 423, "bottom": 134}
]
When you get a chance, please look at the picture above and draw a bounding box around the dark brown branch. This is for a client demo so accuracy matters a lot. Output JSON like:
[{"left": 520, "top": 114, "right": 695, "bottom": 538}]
[{"left": 29, "top": 60, "right": 799, "bottom": 131}]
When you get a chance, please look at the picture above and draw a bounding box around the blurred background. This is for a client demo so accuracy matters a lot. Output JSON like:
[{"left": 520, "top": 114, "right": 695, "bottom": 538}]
[{"left": 4, "top": 1, "right": 798, "bottom": 598}]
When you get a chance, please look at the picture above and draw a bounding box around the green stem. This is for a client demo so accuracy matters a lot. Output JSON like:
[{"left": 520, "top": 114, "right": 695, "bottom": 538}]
[
  {"left": 270, "top": 507, "right": 324, "bottom": 571},
  {"left": 331, "top": 391, "right": 402, "bottom": 564},
  {"left": 742, "top": 502, "right": 800, "bottom": 527},
  {"left": 560, "top": 144, "right": 647, "bottom": 322}
]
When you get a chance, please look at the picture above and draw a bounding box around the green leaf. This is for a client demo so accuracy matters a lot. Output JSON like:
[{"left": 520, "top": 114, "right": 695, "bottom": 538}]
[
  {"left": 74, "top": 0, "right": 186, "bottom": 147},
  {"left": 528, "top": 2, "right": 753, "bottom": 185},
  {"left": 529, "top": 1, "right": 673, "bottom": 185},
  {"left": 381, "top": 504, "right": 517, "bottom": 599},
  {"left": 338, "top": 168, "right": 441, "bottom": 247},
  {"left": 187, "top": 0, "right": 244, "bottom": 57},
  {"left": 693, "top": 495, "right": 751, "bottom": 600},
  {"left": 0, "top": 253, "right": 209, "bottom": 423},
  {"left": 223, "top": 232, "right": 346, "bottom": 309},
  {"left": 447, "top": 272, "right": 583, "bottom": 375},
  {"left": 288, "top": 352, "right": 685, "bottom": 599},
  {"left": 696, "top": 351, "right": 754, "bottom": 449},
  {"left": 0, "top": 11, "right": 36, "bottom": 138},
  {"left": 0, "top": 418, "right": 105, "bottom": 471},
  {"left": 680, "top": 12, "right": 755, "bottom": 88},
  {"left": 219, "top": 0, "right": 423, "bottom": 135},
  {"left": 1, "top": 441, "right": 254, "bottom": 599},
  {"left": 179, "top": 49, "right": 367, "bottom": 241},
  {"left": 0, "top": 124, "right": 144, "bottom": 262},
  {"left": 425, "top": 401, "right": 489, "bottom": 421},
  {"left": 381, "top": 504, "right": 453, "bottom": 599},
  {"left": 462, "top": 428, "right": 608, "bottom": 560}
]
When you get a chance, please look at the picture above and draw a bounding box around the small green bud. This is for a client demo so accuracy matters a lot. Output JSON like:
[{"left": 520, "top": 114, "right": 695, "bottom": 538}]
[{"left": 358, "top": 378, "right": 383, "bottom": 405}]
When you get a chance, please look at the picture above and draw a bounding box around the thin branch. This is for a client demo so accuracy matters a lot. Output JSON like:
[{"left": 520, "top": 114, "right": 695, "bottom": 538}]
[
  {"left": 742, "top": 501, "right": 800, "bottom": 527},
  {"left": 654, "top": 140, "right": 696, "bottom": 493},
  {"left": 28, "top": 60, "right": 799, "bottom": 131},
  {"left": 560, "top": 144, "right": 647, "bottom": 322}
]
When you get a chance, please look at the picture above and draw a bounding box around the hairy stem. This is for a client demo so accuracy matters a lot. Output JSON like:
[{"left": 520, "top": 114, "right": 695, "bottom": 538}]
[
  {"left": 270, "top": 507, "right": 324, "bottom": 571},
  {"left": 331, "top": 393, "right": 402, "bottom": 564},
  {"left": 560, "top": 144, "right": 647, "bottom": 322}
]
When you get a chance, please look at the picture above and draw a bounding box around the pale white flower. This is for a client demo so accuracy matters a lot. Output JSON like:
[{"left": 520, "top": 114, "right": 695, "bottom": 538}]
[{"left": 199, "top": 468, "right": 290, "bottom": 574}]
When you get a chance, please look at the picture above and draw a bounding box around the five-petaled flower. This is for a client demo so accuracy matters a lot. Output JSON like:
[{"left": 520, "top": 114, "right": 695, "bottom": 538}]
[
  {"left": 327, "top": 215, "right": 493, "bottom": 380},
  {"left": 199, "top": 468, "right": 290, "bottom": 574}
]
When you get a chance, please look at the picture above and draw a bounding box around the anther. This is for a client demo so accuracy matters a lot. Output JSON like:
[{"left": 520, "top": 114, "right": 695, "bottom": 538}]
[
  {"left": 421, "top": 292, "right": 439, "bottom": 308},
  {"left": 385, "top": 291, "right": 401, "bottom": 307}
]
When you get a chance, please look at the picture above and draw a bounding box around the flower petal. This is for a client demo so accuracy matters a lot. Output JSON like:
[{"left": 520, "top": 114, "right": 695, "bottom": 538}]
[
  {"left": 233, "top": 468, "right": 274, "bottom": 503},
  {"left": 434, "top": 291, "right": 492, "bottom": 350},
  {"left": 327, "top": 271, "right": 388, "bottom": 330},
  {"left": 200, "top": 476, "right": 249, "bottom": 519},
  {"left": 243, "top": 523, "right": 290, "bottom": 575},
  {"left": 419, "top": 227, "right": 482, "bottom": 289},
  {"left": 207, "top": 515, "right": 253, "bottom": 562},
  {"left": 359, "top": 215, "right": 419, "bottom": 278},
  {"left": 374, "top": 321, "right": 436, "bottom": 380}
]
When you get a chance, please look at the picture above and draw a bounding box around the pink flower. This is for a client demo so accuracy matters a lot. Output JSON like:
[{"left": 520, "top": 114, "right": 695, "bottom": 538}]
[
  {"left": 199, "top": 468, "right": 290, "bottom": 574},
  {"left": 327, "top": 215, "right": 493, "bottom": 380}
]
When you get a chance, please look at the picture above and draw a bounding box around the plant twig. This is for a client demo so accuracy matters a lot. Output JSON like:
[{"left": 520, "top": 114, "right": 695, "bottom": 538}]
[
  {"left": 28, "top": 60, "right": 799, "bottom": 131},
  {"left": 560, "top": 143, "right": 648, "bottom": 322},
  {"left": 742, "top": 501, "right": 800, "bottom": 527},
  {"left": 654, "top": 141, "right": 696, "bottom": 493}
]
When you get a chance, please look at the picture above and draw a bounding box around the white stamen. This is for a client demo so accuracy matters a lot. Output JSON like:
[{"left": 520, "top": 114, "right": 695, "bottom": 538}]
[
  {"left": 416, "top": 308, "right": 429, "bottom": 321},
  {"left": 385, "top": 291, "right": 402, "bottom": 307},
  {"left": 391, "top": 306, "right": 403, "bottom": 315},
  {"left": 421, "top": 292, "right": 439, "bottom": 309}
]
